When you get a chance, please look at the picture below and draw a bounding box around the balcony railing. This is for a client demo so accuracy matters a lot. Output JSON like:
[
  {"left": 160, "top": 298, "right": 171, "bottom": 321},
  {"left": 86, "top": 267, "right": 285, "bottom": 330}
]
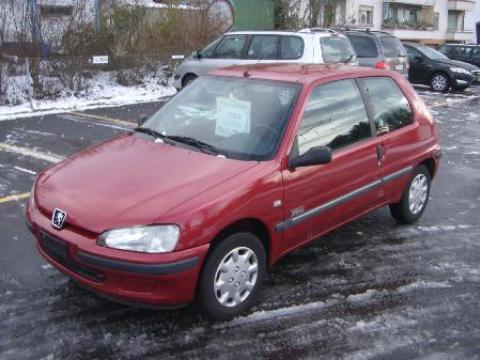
[{"left": 382, "top": 18, "right": 434, "bottom": 31}]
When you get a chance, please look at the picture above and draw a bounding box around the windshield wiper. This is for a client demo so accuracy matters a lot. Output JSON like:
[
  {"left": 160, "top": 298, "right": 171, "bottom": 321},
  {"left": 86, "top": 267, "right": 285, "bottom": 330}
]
[
  {"left": 134, "top": 127, "right": 175, "bottom": 145},
  {"left": 167, "top": 135, "right": 223, "bottom": 156}
]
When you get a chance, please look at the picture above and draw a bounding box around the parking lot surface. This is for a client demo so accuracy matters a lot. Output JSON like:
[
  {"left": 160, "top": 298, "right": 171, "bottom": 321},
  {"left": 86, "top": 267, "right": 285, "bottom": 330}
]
[{"left": 1, "top": 88, "right": 480, "bottom": 359}]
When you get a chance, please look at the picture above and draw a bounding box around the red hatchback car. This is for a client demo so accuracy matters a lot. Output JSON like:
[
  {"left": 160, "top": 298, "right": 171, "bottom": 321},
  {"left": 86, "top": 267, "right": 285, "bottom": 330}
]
[{"left": 26, "top": 64, "right": 441, "bottom": 320}]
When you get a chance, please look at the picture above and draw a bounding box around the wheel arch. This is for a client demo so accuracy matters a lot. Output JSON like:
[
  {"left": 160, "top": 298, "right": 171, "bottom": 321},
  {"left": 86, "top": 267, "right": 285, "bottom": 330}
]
[
  {"left": 182, "top": 72, "right": 198, "bottom": 87},
  {"left": 209, "top": 218, "right": 272, "bottom": 264},
  {"left": 418, "top": 157, "right": 437, "bottom": 179}
]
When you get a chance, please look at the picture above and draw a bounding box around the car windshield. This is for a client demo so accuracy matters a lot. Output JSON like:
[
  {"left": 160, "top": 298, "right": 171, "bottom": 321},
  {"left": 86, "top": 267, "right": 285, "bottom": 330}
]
[
  {"left": 320, "top": 36, "right": 357, "bottom": 63},
  {"left": 419, "top": 46, "right": 448, "bottom": 60},
  {"left": 141, "top": 76, "right": 300, "bottom": 161}
]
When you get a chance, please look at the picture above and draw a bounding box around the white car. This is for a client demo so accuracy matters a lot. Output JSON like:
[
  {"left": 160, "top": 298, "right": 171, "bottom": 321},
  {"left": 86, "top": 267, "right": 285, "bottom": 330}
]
[{"left": 173, "top": 29, "right": 357, "bottom": 90}]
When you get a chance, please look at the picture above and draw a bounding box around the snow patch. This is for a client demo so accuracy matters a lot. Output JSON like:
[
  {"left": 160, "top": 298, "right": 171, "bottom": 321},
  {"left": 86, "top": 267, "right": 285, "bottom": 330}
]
[{"left": 0, "top": 73, "right": 176, "bottom": 121}]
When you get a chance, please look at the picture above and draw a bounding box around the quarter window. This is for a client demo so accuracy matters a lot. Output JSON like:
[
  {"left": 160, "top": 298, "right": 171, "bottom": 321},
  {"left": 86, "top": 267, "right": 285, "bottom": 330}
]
[
  {"left": 247, "top": 35, "right": 279, "bottom": 60},
  {"left": 280, "top": 36, "right": 304, "bottom": 60},
  {"left": 296, "top": 79, "right": 372, "bottom": 155},
  {"left": 358, "top": 77, "right": 413, "bottom": 134},
  {"left": 320, "top": 37, "right": 356, "bottom": 63},
  {"left": 214, "top": 35, "right": 248, "bottom": 59}
]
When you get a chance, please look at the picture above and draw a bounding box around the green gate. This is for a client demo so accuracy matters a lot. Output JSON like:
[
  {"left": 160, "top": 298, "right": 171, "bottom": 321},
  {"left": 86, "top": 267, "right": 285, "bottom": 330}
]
[{"left": 233, "top": 0, "right": 274, "bottom": 31}]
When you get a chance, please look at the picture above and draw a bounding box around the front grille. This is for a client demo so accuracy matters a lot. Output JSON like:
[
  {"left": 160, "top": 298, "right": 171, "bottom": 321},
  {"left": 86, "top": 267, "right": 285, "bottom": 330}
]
[{"left": 39, "top": 231, "right": 106, "bottom": 283}]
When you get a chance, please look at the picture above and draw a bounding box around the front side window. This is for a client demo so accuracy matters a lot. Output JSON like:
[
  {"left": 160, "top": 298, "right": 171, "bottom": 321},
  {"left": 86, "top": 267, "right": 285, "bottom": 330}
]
[
  {"left": 247, "top": 35, "right": 279, "bottom": 60},
  {"left": 346, "top": 35, "right": 379, "bottom": 58},
  {"left": 296, "top": 79, "right": 372, "bottom": 155},
  {"left": 320, "top": 36, "right": 357, "bottom": 63},
  {"left": 201, "top": 38, "right": 222, "bottom": 58},
  {"left": 405, "top": 46, "right": 422, "bottom": 62},
  {"left": 214, "top": 35, "right": 248, "bottom": 59},
  {"left": 142, "top": 77, "right": 300, "bottom": 161},
  {"left": 280, "top": 36, "right": 304, "bottom": 60},
  {"left": 358, "top": 77, "right": 413, "bottom": 134}
]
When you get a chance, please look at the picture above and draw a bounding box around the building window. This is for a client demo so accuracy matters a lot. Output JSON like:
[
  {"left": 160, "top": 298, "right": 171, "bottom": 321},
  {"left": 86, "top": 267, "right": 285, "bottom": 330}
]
[
  {"left": 359, "top": 6, "right": 373, "bottom": 26},
  {"left": 448, "top": 11, "right": 464, "bottom": 31},
  {"left": 39, "top": 5, "right": 73, "bottom": 17}
]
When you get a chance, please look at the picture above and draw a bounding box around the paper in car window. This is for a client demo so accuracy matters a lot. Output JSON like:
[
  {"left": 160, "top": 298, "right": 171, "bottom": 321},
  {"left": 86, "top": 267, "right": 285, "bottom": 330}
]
[{"left": 215, "top": 97, "right": 251, "bottom": 137}]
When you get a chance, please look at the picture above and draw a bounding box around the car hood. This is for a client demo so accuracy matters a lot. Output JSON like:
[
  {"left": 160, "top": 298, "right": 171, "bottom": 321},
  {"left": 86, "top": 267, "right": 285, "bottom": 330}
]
[
  {"left": 36, "top": 134, "right": 259, "bottom": 234},
  {"left": 434, "top": 58, "right": 479, "bottom": 71}
]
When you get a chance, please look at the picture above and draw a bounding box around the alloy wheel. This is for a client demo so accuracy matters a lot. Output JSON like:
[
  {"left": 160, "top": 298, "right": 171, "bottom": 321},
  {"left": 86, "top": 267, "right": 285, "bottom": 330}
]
[{"left": 408, "top": 173, "right": 429, "bottom": 215}]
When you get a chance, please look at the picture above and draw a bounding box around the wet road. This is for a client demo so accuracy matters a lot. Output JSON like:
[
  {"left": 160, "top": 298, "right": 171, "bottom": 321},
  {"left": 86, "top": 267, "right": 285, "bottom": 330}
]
[{"left": 1, "top": 89, "right": 480, "bottom": 359}]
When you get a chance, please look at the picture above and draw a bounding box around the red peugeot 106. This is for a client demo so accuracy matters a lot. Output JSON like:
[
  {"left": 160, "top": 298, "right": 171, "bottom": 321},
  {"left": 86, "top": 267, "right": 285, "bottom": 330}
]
[{"left": 26, "top": 64, "right": 441, "bottom": 320}]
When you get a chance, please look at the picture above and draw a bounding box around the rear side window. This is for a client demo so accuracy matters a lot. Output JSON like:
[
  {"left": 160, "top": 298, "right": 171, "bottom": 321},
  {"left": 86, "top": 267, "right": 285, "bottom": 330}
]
[
  {"left": 471, "top": 47, "right": 480, "bottom": 59},
  {"left": 380, "top": 36, "right": 406, "bottom": 58},
  {"left": 358, "top": 77, "right": 413, "bottom": 134},
  {"left": 214, "top": 35, "right": 247, "bottom": 59},
  {"left": 297, "top": 79, "right": 372, "bottom": 155},
  {"left": 346, "top": 35, "right": 378, "bottom": 58},
  {"left": 320, "top": 36, "right": 356, "bottom": 63},
  {"left": 247, "top": 35, "right": 279, "bottom": 60},
  {"left": 280, "top": 36, "right": 304, "bottom": 60},
  {"left": 405, "top": 46, "right": 422, "bottom": 62}
]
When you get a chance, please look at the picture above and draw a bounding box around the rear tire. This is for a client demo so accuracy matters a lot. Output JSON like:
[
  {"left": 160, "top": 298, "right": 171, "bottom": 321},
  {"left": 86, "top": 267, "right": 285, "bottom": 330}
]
[
  {"left": 430, "top": 72, "right": 450, "bottom": 93},
  {"left": 390, "top": 165, "right": 431, "bottom": 224},
  {"left": 197, "top": 232, "right": 266, "bottom": 320}
]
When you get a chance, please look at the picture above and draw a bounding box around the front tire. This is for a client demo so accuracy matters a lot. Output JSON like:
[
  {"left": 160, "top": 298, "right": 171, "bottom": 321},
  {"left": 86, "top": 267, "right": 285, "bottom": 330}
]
[
  {"left": 390, "top": 165, "right": 431, "bottom": 224},
  {"left": 430, "top": 72, "right": 450, "bottom": 93},
  {"left": 197, "top": 232, "right": 266, "bottom": 320}
]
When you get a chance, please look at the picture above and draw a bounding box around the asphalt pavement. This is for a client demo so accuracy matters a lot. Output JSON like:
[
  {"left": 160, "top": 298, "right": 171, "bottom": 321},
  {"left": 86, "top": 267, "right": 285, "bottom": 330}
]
[{"left": 1, "top": 88, "right": 480, "bottom": 359}]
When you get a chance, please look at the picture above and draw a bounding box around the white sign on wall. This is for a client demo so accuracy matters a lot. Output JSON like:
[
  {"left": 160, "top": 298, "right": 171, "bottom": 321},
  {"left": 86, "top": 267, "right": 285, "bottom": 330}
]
[{"left": 92, "top": 55, "right": 109, "bottom": 64}]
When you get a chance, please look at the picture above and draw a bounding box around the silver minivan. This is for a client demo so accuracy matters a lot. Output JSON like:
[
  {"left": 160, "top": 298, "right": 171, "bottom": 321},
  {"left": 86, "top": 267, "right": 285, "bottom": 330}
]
[
  {"left": 341, "top": 30, "right": 409, "bottom": 77},
  {"left": 173, "top": 29, "right": 357, "bottom": 90}
]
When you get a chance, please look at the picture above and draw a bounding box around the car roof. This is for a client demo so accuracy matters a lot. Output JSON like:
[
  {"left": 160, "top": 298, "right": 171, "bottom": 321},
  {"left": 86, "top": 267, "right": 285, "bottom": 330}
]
[
  {"left": 225, "top": 29, "right": 347, "bottom": 38},
  {"left": 210, "top": 63, "right": 391, "bottom": 85},
  {"left": 341, "top": 29, "right": 393, "bottom": 38}
]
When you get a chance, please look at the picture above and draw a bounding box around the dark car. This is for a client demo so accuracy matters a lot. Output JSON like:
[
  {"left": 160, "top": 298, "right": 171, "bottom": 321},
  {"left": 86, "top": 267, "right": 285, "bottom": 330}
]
[
  {"left": 27, "top": 64, "right": 440, "bottom": 320},
  {"left": 438, "top": 44, "right": 480, "bottom": 83},
  {"left": 403, "top": 42, "right": 476, "bottom": 92},
  {"left": 341, "top": 29, "right": 408, "bottom": 76}
]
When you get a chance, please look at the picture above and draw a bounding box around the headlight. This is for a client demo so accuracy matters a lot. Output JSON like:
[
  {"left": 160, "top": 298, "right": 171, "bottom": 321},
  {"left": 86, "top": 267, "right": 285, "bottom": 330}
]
[
  {"left": 450, "top": 67, "right": 471, "bottom": 75},
  {"left": 97, "top": 225, "right": 180, "bottom": 253}
]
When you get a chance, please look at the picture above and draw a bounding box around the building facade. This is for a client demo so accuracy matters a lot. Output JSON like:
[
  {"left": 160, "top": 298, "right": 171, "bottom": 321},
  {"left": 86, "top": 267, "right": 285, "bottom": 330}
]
[{"left": 303, "top": 0, "right": 479, "bottom": 45}]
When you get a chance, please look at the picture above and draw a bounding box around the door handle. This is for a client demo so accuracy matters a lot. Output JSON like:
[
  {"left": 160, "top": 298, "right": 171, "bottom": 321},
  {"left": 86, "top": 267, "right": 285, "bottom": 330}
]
[{"left": 377, "top": 143, "right": 385, "bottom": 161}]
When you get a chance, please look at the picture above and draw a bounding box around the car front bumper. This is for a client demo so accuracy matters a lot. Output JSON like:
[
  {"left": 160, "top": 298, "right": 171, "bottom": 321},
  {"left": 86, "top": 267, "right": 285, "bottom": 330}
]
[
  {"left": 452, "top": 73, "right": 472, "bottom": 88},
  {"left": 26, "top": 203, "right": 209, "bottom": 307}
]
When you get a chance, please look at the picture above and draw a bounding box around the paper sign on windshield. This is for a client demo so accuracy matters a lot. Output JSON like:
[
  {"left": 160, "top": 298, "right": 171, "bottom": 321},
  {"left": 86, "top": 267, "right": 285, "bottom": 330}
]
[{"left": 215, "top": 97, "right": 251, "bottom": 137}]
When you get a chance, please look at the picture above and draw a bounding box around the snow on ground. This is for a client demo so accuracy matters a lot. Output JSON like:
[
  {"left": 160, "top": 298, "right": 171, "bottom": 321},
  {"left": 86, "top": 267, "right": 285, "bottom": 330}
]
[{"left": 0, "top": 73, "right": 176, "bottom": 122}]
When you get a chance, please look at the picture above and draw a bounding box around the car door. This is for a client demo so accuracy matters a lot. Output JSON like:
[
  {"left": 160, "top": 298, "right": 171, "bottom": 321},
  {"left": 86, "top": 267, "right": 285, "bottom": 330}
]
[
  {"left": 280, "top": 79, "right": 383, "bottom": 252},
  {"left": 357, "top": 77, "right": 417, "bottom": 201},
  {"left": 405, "top": 46, "right": 430, "bottom": 84}
]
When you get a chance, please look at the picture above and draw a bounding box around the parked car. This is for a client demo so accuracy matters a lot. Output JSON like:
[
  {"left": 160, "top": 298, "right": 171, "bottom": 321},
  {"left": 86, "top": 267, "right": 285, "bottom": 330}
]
[
  {"left": 340, "top": 29, "right": 408, "bottom": 76},
  {"left": 438, "top": 44, "right": 480, "bottom": 83},
  {"left": 27, "top": 64, "right": 441, "bottom": 320},
  {"left": 173, "top": 29, "right": 357, "bottom": 90},
  {"left": 403, "top": 42, "right": 476, "bottom": 92}
]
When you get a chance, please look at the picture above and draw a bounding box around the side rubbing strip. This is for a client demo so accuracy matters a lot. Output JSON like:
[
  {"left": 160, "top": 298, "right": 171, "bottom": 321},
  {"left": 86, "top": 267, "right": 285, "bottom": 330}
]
[{"left": 275, "top": 166, "right": 413, "bottom": 232}]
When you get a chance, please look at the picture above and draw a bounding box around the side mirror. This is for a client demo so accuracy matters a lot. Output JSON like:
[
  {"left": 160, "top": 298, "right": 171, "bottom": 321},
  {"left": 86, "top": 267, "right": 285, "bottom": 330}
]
[
  {"left": 192, "top": 50, "right": 202, "bottom": 59},
  {"left": 137, "top": 115, "right": 148, "bottom": 127},
  {"left": 414, "top": 55, "right": 423, "bottom": 63},
  {"left": 289, "top": 146, "right": 332, "bottom": 169}
]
